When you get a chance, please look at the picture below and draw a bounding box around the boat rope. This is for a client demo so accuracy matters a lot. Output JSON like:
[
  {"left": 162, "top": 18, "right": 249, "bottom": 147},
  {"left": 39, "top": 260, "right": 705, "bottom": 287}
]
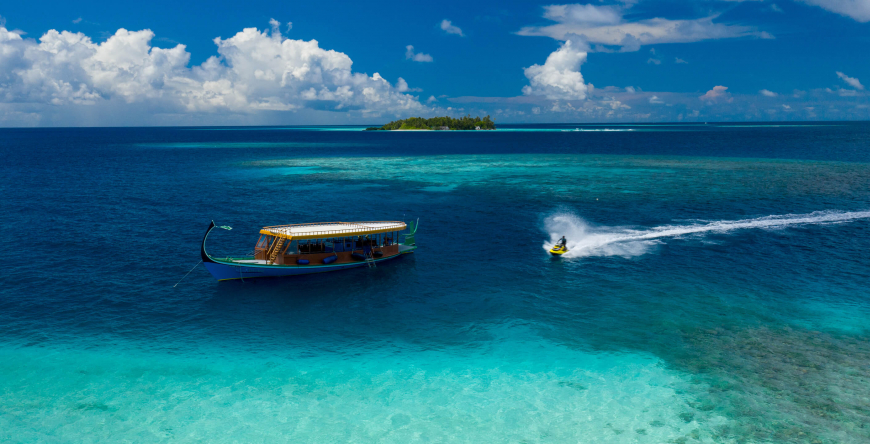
[{"left": 173, "top": 260, "right": 202, "bottom": 288}]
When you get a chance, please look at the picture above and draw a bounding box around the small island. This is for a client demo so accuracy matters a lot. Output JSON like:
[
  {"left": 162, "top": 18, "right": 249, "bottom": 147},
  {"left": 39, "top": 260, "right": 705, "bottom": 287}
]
[{"left": 366, "top": 115, "right": 496, "bottom": 131}]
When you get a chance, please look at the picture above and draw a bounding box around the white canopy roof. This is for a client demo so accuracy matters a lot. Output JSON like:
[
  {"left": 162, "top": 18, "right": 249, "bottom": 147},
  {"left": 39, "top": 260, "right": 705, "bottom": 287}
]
[{"left": 260, "top": 221, "right": 406, "bottom": 240}]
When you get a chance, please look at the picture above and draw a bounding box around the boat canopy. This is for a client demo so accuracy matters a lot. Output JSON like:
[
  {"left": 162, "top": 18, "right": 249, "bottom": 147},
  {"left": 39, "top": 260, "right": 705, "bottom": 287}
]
[{"left": 259, "top": 221, "right": 406, "bottom": 240}]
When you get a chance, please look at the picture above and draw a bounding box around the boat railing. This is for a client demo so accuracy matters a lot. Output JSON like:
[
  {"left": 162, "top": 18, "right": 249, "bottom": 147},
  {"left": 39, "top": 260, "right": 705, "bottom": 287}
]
[{"left": 222, "top": 251, "right": 256, "bottom": 260}]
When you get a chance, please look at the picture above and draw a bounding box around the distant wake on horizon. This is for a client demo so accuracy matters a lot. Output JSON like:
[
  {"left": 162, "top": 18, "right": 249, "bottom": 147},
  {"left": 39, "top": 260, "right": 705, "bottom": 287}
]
[{"left": 543, "top": 210, "right": 870, "bottom": 259}]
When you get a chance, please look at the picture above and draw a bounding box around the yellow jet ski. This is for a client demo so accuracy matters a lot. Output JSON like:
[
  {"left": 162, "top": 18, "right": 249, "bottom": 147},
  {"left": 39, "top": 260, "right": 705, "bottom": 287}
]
[
  {"left": 549, "top": 244, "right": 568, "bottom": 255},
  {"left": 549, "top": 237, "right": 568, "bottom": 255}
]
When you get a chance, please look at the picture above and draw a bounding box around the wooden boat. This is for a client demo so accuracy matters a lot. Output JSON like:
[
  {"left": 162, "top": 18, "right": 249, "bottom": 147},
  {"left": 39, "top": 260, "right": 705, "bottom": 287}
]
[{"left": 201, "top": 220, "right": 418, "bottom": 281}]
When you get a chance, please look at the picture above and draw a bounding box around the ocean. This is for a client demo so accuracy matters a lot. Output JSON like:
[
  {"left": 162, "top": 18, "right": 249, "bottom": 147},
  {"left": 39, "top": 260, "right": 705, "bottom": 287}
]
[{"left": 1, "top": 122, "right": 869, "bottom": 443}]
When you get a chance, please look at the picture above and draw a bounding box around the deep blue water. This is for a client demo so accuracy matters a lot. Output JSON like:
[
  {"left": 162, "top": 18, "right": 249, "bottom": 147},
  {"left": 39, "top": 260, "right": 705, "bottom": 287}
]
[{"left": 2, "top": 123, "right": 870, "bottom": 442}]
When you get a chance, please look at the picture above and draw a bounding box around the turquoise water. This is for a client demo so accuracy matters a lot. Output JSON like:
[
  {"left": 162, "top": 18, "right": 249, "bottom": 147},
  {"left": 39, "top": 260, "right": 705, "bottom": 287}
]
[
  {"left": 1, "top": 124, "right": 869, "bottom": 442},
  {"left": 2, "top": 328, "right": 712, "bottom": 442}
]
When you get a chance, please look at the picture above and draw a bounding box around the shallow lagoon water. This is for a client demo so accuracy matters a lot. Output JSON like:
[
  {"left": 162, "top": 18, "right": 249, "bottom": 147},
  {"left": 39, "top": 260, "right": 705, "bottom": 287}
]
[{"left": 1, "top": 123, "right": 870, "bottom": 443}]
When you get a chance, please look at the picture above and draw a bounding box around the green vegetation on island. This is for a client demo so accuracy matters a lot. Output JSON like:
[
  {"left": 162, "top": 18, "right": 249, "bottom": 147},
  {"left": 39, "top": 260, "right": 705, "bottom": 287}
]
[{"left": 366, "top": 115, "right": 496, "bottom": 131}]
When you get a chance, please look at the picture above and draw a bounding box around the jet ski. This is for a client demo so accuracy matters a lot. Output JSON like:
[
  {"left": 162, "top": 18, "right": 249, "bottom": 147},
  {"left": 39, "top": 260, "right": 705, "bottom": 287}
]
[
  {"left": 549, "top": 237, "right": 568, "bottom": 256},
  {"left": 549, "top": 244, "right": 568, "bottom": 255}
]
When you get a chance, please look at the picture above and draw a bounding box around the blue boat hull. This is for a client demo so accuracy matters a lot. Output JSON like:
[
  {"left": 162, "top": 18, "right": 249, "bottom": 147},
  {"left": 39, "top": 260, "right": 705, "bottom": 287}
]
[{"left": 203, "top": 252, "right": 410, "bottom": 281}]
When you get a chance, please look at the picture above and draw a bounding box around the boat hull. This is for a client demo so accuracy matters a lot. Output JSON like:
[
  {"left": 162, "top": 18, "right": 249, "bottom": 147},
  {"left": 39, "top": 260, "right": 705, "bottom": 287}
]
[{"left": 204, "top": 249, "right": 414, "bottom": 281}]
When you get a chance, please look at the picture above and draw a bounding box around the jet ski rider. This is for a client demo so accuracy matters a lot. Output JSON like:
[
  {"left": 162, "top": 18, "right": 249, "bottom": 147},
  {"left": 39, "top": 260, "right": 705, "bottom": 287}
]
[{"left": 557, "top": 236, "right": 567, "bottom": 249}]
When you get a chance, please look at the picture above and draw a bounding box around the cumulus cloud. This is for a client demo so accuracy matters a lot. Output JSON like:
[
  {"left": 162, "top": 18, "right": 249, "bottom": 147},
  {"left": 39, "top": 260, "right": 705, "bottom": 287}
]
[
  {"left": 405, "top": 45, "right": 433, "bottom": 62},
  {"left": 395, "top": 77, "right": 422, "bottom": 92},
  {"left": 0, "top": 20, "right": 427, "bottom": 120},
  {"left": 517, "top": 3, "right": 769, "bottom": 51},
  {"left": 647, "top": 58, "right": 661, "bottom": 65},
  {"left": 521, "top": 39, "right": 588, "bottom": 100},
  {"left": 675, "top": 57, "right": 688, "bottom": 64},
  {"left": 760, "top": 89, "right": 777, "bottom": 97},
  {"left": 797, "top": 0, "right": 870, "bottom": 22},
  {"left": 649, "top": 95, "right": 664, "bottom": 104},
  {"left": 700, "top": 85, "right": 731, "bottom": 102},
  {"left": 440, "top": 20, "right": 464, "bottom": 36},
  {"left": 836, "top": 71, "right": 864, "bottom": 89},
  {"left": 0, "top": 26, "right": 191, "bottom": 107}
]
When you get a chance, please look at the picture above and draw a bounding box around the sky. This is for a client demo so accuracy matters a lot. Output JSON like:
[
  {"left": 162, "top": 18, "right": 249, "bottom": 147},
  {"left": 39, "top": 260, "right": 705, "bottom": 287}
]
[{"left": 0, "top": 0, "right": 868, "bottom": 126}]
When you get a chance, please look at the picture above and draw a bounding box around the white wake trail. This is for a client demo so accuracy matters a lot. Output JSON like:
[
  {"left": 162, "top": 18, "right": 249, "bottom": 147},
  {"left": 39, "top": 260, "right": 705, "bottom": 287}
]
[{"left": 543, "top": 210, "right": 870, "bottom": 259}]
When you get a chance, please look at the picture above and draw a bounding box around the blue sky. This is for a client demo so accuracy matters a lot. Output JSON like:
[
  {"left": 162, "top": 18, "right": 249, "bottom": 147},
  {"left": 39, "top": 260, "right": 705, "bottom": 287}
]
[{"left": 0, "top": 0, "right": 868, "bottom": 126}]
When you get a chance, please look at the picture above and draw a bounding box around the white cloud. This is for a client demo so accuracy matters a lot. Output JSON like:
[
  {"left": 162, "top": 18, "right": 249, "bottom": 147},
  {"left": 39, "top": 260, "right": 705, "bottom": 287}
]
[
  {"left": 675, "top": 57, "right": 688, "bottom": 64},
  {"left": 0, "top": 26, "right": 190, "bottom": 106},
  {"left": 521, "top": 39, "right": 588, "bottom": 100},
  {"left": 395, "top": 77, "right": 422, "bottom": 92},
  {"left": 836, "top": 71, "right": 864, "bottom": 89},
  {"left": 543, "top": 4, "right": 622, "bottom": 25},
  {"left": 451, "top": 82, "right": 870, "bottom": 122},
  {"left": 797, "top": 0, "right": 870, "bottom": 22},
  {"left": 602, "top": 98, "right": 630, "bottom": 110},
  {"left": 426, "top": 95, "right": 437, "bottom": 103},
  {"left": 72, "top": 18, "right": 82, "bottom": 24},
  {"left": 550, "top": 101, "right": 571, "bottom": 112},
  {"left": 700, "top": 85, "right": 731, "bottom": 102},
  {"left": 0, "top": 20, "right": 427, "bottom": 119},
  {"left": 647, "top": 58, "right": 661, "bottom": 65},
  {"left": 440, "top": 20, "right": 464, "bottom": 36},
  {"left": 625, "top": 86, "right": 636, "bottom": 93},
  {"left": 771, "top": 4, "right": 784, "bottom": 13},
  {"left": 395, "top": 77, "right": 409, "bottom": 92},
  {"left": 405, "top": 45, "right": 433, "bottom": 62},
  {"left": 760, "top": 89, "right": 777, "bottom": 97},
  {"left": 517, "top": 3, "right": 769, "bottom": 51}
]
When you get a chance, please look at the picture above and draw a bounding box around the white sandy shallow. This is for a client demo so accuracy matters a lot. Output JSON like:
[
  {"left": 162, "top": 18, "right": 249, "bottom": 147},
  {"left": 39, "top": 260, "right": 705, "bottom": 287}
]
[{"left": 0, "top": 330, "right": 725, "bottom": 443}]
